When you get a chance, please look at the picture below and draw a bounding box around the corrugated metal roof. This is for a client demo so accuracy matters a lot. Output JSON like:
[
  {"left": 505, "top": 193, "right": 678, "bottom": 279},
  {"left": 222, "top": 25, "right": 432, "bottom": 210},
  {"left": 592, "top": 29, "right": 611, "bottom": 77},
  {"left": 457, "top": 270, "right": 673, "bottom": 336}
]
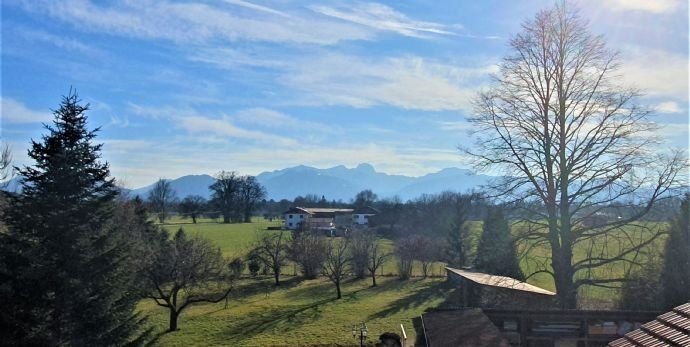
[
  {"left": 446, "top": 267, "right": 556, "bottom": 296},
  {"left": 608, "top": 302, "right": 690, "bottom": 347}
]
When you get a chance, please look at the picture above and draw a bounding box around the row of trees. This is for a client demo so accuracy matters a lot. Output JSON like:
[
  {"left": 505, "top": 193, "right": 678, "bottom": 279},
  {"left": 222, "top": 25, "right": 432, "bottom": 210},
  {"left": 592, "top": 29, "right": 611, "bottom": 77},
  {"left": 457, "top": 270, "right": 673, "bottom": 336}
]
[
  {"left": 147, "top": 171, "right": 266, "bottom": 224},
  {"left": 248, "top": 229, "right": 390, "bottom": 298}
]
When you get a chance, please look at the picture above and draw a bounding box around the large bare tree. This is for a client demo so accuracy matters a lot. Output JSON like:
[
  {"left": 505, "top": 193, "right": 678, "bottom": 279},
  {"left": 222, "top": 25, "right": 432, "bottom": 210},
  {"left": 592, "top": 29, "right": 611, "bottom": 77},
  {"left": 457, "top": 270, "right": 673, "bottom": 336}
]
[
  {"left": 238, "top": 175, "right": 266, "bottom": 223},
  {"left": 466, "top": 3, "right": 687, "bottom": 308},
  {"left": 209, "top": 171, "right": 240, "bottom": 223}
]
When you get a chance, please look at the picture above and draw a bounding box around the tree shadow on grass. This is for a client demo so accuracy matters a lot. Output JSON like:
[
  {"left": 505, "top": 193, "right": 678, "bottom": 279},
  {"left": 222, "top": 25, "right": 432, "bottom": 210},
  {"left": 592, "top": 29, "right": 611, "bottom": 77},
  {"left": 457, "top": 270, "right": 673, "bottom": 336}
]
[
  {"left": 366, "top": 280, "right": 454, "bottom": 321},
  {"left": 213, "top": 296, "right": 336, "bottom": 344}
]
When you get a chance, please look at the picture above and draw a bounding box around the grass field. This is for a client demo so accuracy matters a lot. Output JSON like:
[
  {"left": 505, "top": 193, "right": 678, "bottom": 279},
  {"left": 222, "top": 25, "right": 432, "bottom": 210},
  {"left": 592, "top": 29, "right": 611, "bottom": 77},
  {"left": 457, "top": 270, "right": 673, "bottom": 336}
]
[
  {"left": 140, "top": 276, "right": 450, "bottom": 346},
  {"left": 141, "top": 217, "right": 666, "bottom": 345}
]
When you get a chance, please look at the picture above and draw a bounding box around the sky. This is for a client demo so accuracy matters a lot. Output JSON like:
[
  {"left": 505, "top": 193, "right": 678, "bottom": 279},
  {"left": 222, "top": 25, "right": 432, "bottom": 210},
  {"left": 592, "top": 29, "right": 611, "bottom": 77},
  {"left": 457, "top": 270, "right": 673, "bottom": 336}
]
[{"left": 1, "top": 0, "right": 688, "bottom": 188}]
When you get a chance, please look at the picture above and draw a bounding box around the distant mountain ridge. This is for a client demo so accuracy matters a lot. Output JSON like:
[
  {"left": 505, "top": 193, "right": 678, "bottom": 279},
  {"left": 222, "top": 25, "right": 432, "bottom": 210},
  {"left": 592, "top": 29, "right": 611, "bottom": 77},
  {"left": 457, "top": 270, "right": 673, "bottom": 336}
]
[{"left": 126, "top": 163, "right": 493, "bottom": 201}]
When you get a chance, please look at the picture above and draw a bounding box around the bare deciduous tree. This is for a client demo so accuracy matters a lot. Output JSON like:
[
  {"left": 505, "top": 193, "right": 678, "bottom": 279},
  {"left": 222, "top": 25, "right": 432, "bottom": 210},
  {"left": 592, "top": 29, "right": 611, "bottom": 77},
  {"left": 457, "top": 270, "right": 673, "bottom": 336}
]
[
  {"left": 289, "top": 229, "right": 326, "bottom": 279},
  {"left": 179, "top": 195, "right": 206, "bottom": 224},
  {"left": 466, "top": 3, "right": 688, "bottom": 308},
  {"left": 366, "top": 233, "right": 390, "bottom": 287},
  {"left": 395, "top": 236, "right": 416, "bottom": 280},
  {"left": 209, "top": 171, "right": 240, "bottom": 223},
  {"left": 323, "top": 238, "right": 349, "bottom": 299},
  {"left": 251, "top": 231, "right": 289, "bottom": 286},
  {"left": 147, "top": 179, "right": 177, "bottom": 223},
  {"left": 143, "top": 229, "right": 233, "bottom": 332},
  {"left": 349, "top": 230, "right": 371, "bottom": 279},
  {"left": 238, "top": 175, "right": 266, "bottom": 223}
]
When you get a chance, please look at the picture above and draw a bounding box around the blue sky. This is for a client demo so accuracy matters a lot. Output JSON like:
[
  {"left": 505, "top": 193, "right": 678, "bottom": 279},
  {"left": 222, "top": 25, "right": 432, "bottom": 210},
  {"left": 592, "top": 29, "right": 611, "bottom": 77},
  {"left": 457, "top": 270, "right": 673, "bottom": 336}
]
[{"left": 1, "top": 0, "right": 688, "bottom": 188}]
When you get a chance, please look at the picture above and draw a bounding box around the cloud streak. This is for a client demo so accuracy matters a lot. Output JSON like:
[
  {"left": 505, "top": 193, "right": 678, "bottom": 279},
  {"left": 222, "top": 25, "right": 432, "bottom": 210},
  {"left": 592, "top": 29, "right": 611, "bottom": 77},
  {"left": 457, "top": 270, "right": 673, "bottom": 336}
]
[
  {"left": 311, "top": 2, "right": 454, "bottom": 38},
  {"left": 1, "top": 98, "right": 52, "bottom": 124}
]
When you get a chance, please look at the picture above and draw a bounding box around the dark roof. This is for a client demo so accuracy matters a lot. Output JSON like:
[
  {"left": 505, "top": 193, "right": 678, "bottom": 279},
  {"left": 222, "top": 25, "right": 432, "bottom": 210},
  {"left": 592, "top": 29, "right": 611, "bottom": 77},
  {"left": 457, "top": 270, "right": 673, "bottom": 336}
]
[
  {"left": 283, "top": 207, "right": 311, "bottom": 214},
  {"left": 421, "top": 309, "right": 510, "bottom": 347},
  {"left": 608, "top": 302, "right": 690, "bottom": 347},
  {"left": 283, "top": 207, "right": 354, "bottom": 215},
  {"left": 446, "top": 267, "right": 556, "bottom": 296},
  {"left": 353, "top": 206, "right": 379, "bottom": 214}
]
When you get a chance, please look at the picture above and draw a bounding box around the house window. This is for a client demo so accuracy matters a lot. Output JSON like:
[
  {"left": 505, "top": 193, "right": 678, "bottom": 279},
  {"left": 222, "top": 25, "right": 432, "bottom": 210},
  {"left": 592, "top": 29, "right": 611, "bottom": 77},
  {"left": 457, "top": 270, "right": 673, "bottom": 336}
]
[
  {"left": 288, "top": 222, "right": 293, "bottom": 227},
  {"left": 289, "top": 214, "right": 293, "bottom": 218},
  {"left": 300, "top": 215, "right": 304, "bottom": 219}
]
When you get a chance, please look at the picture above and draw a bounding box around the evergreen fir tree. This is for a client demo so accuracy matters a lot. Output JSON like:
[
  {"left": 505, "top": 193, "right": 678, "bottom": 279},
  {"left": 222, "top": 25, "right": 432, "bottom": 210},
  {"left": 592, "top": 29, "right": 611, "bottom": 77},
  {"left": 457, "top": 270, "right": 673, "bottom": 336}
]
[
  {"left": 0, "top": 91, "right": 146, "bottom": 345},
  {"left": 661, "top": 196, "right": 690, "bottom": 309},
  {"left": 475, "top": 207, "right": 524, "bottom": 280}
]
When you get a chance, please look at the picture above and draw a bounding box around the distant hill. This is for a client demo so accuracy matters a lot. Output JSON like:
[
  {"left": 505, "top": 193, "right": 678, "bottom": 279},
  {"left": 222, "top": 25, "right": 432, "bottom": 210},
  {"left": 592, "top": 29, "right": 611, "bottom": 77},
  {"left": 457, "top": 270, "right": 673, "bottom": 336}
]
[
  {"left": 128, "top": 174, "right": 216, "bottom": 200},
  {"left": 127, "top": 163, "right": 494, "bottom": 201}
]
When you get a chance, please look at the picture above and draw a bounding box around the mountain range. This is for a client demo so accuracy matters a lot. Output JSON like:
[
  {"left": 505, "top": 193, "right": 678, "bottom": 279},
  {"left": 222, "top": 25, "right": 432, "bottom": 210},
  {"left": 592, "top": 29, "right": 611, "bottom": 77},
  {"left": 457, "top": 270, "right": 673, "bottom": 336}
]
[{"left": 126, "top": 163, "right": 493, "bottom": 201}]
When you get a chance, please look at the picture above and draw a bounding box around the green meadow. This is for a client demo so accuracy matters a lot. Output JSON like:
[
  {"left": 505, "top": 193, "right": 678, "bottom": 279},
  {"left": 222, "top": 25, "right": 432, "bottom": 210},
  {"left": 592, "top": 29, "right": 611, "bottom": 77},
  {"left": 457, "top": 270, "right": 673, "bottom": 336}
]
[{"left": 140, "top": 217, "right": 666, "bottom": 345}]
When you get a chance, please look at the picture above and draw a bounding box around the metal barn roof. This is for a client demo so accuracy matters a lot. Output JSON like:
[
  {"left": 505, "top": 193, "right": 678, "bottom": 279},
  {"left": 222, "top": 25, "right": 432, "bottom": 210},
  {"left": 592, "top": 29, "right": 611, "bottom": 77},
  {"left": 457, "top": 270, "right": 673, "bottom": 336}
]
[
  {"left": 608, "top": 302, "right": 690, "bottom": 347},
  {"left": 446, "top": 267, "right": 556, "bottom": 296}
]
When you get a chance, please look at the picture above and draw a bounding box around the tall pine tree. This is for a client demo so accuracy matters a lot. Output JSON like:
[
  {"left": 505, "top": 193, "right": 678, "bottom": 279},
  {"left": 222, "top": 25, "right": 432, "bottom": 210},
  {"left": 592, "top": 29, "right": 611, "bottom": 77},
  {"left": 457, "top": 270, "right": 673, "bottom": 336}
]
[
  {"left": 0, "top": 91, "right": 146, "bottom": 345},
  {"left": 661, "top": 196, "right": 690, "bottom": 309},
  {"left": 475, "top": 207, "right": 524, "bottom": 280}
]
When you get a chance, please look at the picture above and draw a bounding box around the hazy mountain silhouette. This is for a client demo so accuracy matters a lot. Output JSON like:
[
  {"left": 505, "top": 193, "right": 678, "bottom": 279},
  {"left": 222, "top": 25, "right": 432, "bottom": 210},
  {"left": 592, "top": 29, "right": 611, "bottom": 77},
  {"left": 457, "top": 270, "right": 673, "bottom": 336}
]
[{"left": 126, "top": 163, "right": 493, "bottom": 201}]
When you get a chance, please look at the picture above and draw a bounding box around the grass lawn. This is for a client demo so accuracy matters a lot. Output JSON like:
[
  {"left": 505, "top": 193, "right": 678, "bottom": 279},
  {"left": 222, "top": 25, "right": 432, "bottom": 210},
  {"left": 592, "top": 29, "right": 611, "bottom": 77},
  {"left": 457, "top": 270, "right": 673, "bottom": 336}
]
[
  {"left": 140, "top": 276, "right": 451, "bottom": 347},
  {"left": 157, "top": 217, "right": 282, "bottom": 257},
  {"left": 140, "top": 218, "right": 666, "bottom": 345}
]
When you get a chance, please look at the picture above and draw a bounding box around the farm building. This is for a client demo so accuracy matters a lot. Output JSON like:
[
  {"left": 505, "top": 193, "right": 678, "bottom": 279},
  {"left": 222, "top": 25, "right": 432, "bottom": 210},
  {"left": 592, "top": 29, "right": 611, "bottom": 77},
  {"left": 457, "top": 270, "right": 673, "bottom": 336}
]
[
  {"left": 421, "top": 308, "right": 660, "bottom": 346},
  {"left": 445, "top": 267, "right": 556, "bottom": 309},
  {"left": 608, "top": 302, "right": 690, "bottom": 346},
  {"left": 283, "top": 207, "right": 360, "bottom": 232},
  {"left": 423, "top": 268, "right": 662, "bottom": 346}
]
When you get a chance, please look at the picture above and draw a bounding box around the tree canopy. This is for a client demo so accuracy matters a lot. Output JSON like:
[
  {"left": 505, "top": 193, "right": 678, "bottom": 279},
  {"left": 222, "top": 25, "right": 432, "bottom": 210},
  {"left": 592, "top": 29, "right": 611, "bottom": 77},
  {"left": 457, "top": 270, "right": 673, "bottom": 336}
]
[
  {"left": 466, "top": 3, "right": 687, "bottom": 308},
  {"left": 0, "top": 91, "right": 146, "bottom": 345}
]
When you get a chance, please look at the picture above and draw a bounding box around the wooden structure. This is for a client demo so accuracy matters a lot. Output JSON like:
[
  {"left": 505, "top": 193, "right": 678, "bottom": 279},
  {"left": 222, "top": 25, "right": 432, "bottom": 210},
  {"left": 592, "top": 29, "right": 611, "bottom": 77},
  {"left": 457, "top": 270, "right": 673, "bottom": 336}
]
[
  {"left": 608, "top": 302, "right": 690, "bottom": 346},
  {"left": 446, "top": 267, "right": 556, "bottom": 309},
  {"left": 484, "top": 308, "right": 660, "bottom": 347},
  {"left": 421, "top": 309, "right": 510, "bottom": 347}
]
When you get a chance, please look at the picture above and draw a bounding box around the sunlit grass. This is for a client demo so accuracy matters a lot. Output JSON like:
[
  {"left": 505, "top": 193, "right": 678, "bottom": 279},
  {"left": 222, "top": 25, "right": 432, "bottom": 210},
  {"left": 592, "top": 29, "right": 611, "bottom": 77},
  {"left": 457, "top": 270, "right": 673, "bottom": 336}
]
[{"left": 140, "top": 276, "right": 450, "bottom": 347}]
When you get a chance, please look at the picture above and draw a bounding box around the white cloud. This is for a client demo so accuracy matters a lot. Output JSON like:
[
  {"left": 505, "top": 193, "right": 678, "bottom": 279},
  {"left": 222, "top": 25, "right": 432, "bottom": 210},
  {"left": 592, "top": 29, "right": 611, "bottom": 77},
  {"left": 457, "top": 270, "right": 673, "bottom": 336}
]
[
  {"left": 177, "top": 115, "right": 298, "bottom": 147},
  {"left": 311, "top": 2, "right": 454, "bottom": 38},
  {"left": 188, "top": 48, "right": 287, "bottom": 69},
  {"left": 598, "top": 0, "right": 682, "bottom": 14},
  {"left": 437, "top": 120, "right": 474, "bottom": 132},
  {"left": 619, "top": 47, "right": 688, "bottom": 101},
  {"left": 656, "top": 101, "right": 683, "bottom": 114},
  {"left": 1, "top": 98, "right": 52, "bottom": 124},
  {"left": 223, "top": 0, "right": 290, "bottom": 18},
  {"left": 234, "top": 108, "right": 330, "bottom": 133},
  {"left": 17, "top": 28, "right": 105, "bottom": 57},
  {"left": 282, "top": 54, "right": 497, "bottom": 111},
  {"left": 19, "top": 0, "right": 374, "bottom": 45}
]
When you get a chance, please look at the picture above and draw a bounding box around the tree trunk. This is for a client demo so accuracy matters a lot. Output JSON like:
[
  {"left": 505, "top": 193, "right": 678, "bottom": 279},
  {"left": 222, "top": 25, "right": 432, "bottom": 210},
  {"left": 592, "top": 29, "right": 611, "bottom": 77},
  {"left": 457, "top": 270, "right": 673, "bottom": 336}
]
[
  {"left": 371, "top": 272, "right": 377, "bottom": 287},
  {"left": 191, "top": 214, "right": 197, "bottom": 224},
  {"left": 553, "top": 247, "right": 577, "bottom": 309},
  {"left": 169, "top": 309, "right": 179, "bottom": 331},
  {"left": 336, "top": 281, "right": 342, "bottom": 299},
  {"left": 223, "top": 215, "right": 230, "bottom": 223},
  {"left": 274, "top": 269, "right": 280, "bottom": 286}
]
